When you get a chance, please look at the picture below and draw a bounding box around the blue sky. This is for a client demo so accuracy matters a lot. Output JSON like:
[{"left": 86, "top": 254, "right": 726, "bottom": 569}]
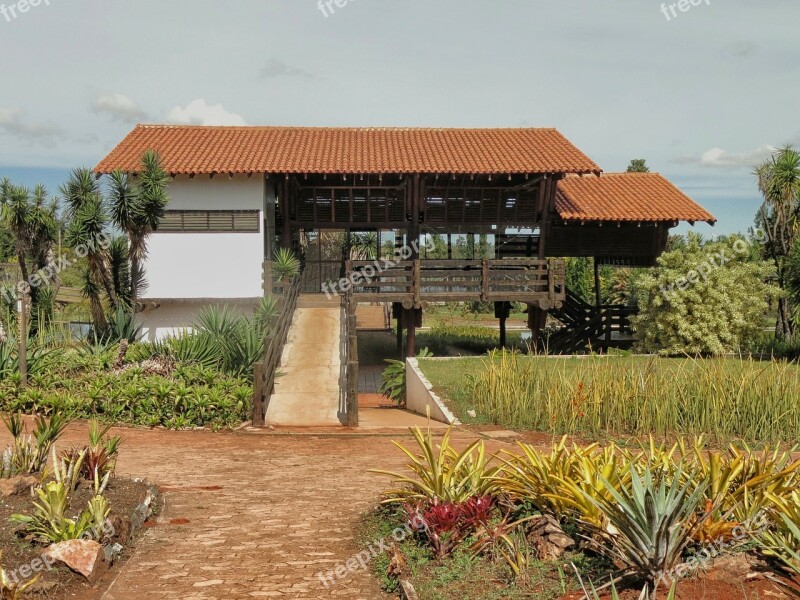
[{"left": 2, "top": 0, "right": 798, "bottom": 236}]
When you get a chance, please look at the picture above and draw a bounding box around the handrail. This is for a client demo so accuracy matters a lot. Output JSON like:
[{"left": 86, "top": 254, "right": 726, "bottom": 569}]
[{"left": 252, "top": 274, "right": 302, "bottom": 426}]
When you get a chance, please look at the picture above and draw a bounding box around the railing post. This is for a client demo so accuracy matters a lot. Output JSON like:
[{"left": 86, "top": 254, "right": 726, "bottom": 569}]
[
  {"left": 346, "top": 296, "right": 359, "bottom": 427},
  {"left": 252, "top": 362, "right": 265, "bottom": 426},
  {"left": 547, "top": 258, "right": 556, "bottom": 300},
  {"left": 481, "top": 259, "right": 490, "bottom": 302},
  {"left": 413, "top": 260, "right": 421, "bottom": 308}
]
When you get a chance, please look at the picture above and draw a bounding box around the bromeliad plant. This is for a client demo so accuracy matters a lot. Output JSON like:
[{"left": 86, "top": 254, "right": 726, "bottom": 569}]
[
  {"left": 0, "top": 551, "right": 39, "bottom": 599},
  {"left": 372, "top": 426, "right": 499, "bottom": 504}
]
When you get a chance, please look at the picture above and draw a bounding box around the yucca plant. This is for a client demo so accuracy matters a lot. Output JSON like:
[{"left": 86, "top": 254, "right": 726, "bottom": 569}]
[
  {"left": 372, "top": 427, "right": 499, "bottom": 504},
  {"left": 272, "top": 248, "right": 300, "bottom": 281},
  {"left": 579, "top": 464, "right": 707, "bottom": 592}
]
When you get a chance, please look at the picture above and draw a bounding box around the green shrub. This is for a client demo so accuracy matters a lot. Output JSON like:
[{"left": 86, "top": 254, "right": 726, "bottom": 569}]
[
  {"left": 633, "top": 234, "right": 780, "bottom": 356},
  {"left": 417, "top": 325, "right": 523, "bottom": 355},
  {"left": 378, "top": 348, "right": 432, "bottom": 406}
]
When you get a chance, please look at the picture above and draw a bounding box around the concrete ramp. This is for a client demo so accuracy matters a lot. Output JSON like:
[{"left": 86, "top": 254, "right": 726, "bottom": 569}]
[{"left": 265, "top": 295, "right": 344, "bottom": 426}]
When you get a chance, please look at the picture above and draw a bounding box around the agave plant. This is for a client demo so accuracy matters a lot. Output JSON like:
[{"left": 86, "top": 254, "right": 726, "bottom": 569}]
[{"left": 578, "top": 464, "right": 707, "bottom": 592}]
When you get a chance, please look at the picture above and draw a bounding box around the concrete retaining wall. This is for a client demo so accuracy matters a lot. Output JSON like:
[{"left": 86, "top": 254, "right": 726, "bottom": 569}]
[{"left": 405, "top": 359, "right": 460, "bottom": 425}]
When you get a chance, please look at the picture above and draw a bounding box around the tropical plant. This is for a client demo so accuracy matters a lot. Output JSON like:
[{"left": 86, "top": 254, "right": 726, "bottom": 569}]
[
  {"left": 755, "top": 145, "right": 800, "bottom": 339},
  {"left": 272, "top": 248, "right": 301, "bottom": 281},
  {"left": 1, "top": 412, "right": 69, "bottom": 478},
  {"left": 11, "top": 481, "right": 93, "bottom": 544},
  {"left": 578, "top": 465, "right": 707, "bottom": 592},
  {"left": 378, "top": 347, "right": 432, "bottom": 406},
  {"left": 107, "top": 150, "right": 169, "bottom": 305},
  {"left": 62, "top": 169, "right": 117, "bottom": 330},
  {"left": 372, "top": 427, "right": 498, "bottom": 504}
]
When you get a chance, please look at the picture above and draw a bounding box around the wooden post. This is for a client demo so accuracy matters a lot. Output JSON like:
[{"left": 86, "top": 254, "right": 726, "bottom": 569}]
[
  {"left": 395, "top": 304, "right": 404, "bottom": 358},
  {"left": 481, "top": 259, "right": 490, "bottom": 302},
  {"left": 252, "top": 362, "right": 265, "bottom": 426},
  {"left": 405, "top": 308, "right": 416, "bottom": 358},
  {"left": 499, "top": 316, "right": 507, "bottom": 349},
  {"left": 18, "top": 292, "right": 28, "bottom": 388}
]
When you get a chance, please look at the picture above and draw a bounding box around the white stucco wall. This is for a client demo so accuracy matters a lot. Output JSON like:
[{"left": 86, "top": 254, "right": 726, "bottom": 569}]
[
  {"left": 142, "top": 175, "right": 265, "bottom": 300},
  {"left": 138, "top": 299, "right": 258, "bottom": 342}
]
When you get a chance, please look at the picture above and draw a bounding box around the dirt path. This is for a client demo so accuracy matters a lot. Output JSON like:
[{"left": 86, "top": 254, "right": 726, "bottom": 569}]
[{"left": 0, "top": 423, "right": 505, "bottom": 599}]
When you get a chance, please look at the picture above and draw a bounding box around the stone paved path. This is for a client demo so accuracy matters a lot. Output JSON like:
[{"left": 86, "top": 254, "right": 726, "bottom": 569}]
[
  {"left": 101, "top": 427, "right": 410, "bottom": 599},
  {"left": 0, "top": 422, "right": 503, "bottom": 599}
]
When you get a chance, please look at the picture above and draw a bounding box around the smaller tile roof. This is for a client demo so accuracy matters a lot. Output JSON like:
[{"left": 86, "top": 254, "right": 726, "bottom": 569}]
[
  {"left": 556, "top": 173, "right": 716, "bottom": 224},
  {"left": 94, "top": 125, "right": 602, "bottom": 176}
]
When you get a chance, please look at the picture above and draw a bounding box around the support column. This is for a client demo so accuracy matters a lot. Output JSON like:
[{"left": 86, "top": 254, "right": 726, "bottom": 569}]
[
  {"left": 394, "top": 303, "right": 404, "bottom": 357},
  {"left": 405, "top": 308, "right": 422, "bottom": 358},
  {"left": 527, "top": 304, "right": 548, "bottom": 351},
  {"left": 495, "top": 301, "right": 511, "bottom": 349},
  {"left": 279, "top": 177, "right": 292, "bottom": 249}
]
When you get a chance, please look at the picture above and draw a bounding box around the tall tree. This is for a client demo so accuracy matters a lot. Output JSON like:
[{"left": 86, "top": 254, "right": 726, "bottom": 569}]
[
  {"left": 755, "top": 146, "right": 800, "bottom": 339},
  {"left": 61, "top": 169, "right": 119, "bottom": 312},
  {"left": 627, "top": 159, "right": 650, "bottom": 173},
  {"left": 108, "top": 150, "right": 169, "bottom": 305}
]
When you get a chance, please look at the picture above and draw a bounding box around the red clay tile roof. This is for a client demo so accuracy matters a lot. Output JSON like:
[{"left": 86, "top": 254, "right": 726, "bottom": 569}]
[
  {"left": 94, "top": 125, "right": 601, "bottom": 176},
  {"left": 556, "top": 173, "right": 716, "bottom": 224}
]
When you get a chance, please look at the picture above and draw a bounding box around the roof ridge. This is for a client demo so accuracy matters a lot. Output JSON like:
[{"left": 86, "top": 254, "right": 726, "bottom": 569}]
[{"left": 133, "top": 124, "right": 561, "bottom": 132}]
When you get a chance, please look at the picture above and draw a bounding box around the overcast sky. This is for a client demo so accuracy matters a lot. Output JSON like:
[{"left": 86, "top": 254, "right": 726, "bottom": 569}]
[{"left": 1, "top": 0, "right": 798, "bottom": 234}]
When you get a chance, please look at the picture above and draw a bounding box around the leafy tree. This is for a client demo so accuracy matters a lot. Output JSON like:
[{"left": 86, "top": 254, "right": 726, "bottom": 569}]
[
  {"left": 565, "top": 257, "right": 595, "bottom": 303},
  {"left": 633, "top": 235, "right": 780, "bottom": 355},
  {"left": 423, "top": 233, "right": 448, "bottom": 259},
  {"left": 627, "top": 159, "right": 650, "bottom": 173},
  {"left": 755, "top": 145, "right": 800, "bottom": 339}
]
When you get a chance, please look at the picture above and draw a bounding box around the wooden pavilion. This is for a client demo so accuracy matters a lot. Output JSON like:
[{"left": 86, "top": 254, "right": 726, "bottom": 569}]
[{"left": 96, "top": 125, "right": 716, "bottom": 356}]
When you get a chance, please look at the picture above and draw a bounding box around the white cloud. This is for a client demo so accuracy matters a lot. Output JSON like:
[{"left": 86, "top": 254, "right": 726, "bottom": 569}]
[
  {"left": 0, "top": 107, "right": 62, "bottom": 140},
  {"left": 259, "top": 58, "right": 314, "bottom": 79},
  {"left": 92, "top": 92, "right": 147, "bottom": 123},
  {"left": 165, "top": 99, "right": 247, "bottom": 126},
  {"left": 675, "top": 145, "right": 775, "bottom": 169}
]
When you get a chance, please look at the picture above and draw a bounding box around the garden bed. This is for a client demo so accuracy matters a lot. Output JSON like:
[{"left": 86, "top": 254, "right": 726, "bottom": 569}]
[
  {"left": 364, "top": 427, "right": 800, "bottom": 600},
  {"left": 0, "top": 477, "right": 159, "bottom": 599}
]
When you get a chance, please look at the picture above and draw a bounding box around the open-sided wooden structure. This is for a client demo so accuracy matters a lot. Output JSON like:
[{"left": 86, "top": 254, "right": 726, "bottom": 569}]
[{"left": 96, "top": 125, "right": 716, "bottom": 357}]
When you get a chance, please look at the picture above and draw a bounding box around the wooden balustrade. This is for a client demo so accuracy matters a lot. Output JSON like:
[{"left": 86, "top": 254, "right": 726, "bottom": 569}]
[{"left": 345, "top": 258, "right": 566, "bottom": 309}]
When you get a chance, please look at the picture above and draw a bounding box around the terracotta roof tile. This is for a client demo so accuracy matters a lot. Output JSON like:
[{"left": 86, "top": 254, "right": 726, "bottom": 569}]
[
  {"left": 556, "top": 173, "right": 716, "bottom": 224},
  {"left": 94, "top": 125, "right": 601, "bottom": 176}
]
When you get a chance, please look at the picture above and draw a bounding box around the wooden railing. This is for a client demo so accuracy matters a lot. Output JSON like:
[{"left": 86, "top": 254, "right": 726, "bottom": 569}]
[
  {"left": 346, "top": 258, "right": 566, "bottom": 309},
  {"left": 341, "top": 294, "right": 359, "bottom": 427},
  {"left": 548, "top": 291, "right": 637, "bottom": 354},
  {"left": 252, "top": 274, "right": 302, "bottom": 426}
]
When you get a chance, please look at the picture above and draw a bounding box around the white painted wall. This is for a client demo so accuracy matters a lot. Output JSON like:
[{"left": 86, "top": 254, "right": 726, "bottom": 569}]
[
  {"left": 142, "top": 175, "right": 265, "bottom": 300},
  {"left": 138, "top": 299, "right": 258, "bottom": 342}
]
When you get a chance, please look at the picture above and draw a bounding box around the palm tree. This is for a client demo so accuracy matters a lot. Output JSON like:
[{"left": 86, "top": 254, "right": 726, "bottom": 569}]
[
  {"left": 108, "top": 150, "right": 169, "bottom": 306},
  {"left": 755, "top": 146, "right": 800, "bottom": 339},
  {"left": 62, "top": 170, "right": 119, "bottom": 311}
]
